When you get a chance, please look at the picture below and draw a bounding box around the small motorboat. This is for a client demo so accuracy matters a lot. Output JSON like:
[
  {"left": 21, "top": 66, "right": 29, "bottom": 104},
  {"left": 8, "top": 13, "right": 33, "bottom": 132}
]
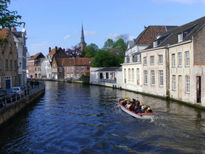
[{"left": 119, "top": 100, "right": 155, "bottom": 119}]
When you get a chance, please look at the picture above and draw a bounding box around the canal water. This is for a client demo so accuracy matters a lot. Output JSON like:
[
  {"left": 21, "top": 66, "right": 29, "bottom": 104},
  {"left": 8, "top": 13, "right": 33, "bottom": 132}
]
[{"left": 1, "top": 81, "right": 205, "bottom": 153}]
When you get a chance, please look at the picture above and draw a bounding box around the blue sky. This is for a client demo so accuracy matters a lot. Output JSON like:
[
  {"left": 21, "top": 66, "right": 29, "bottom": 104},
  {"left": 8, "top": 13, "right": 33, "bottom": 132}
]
[{"left": 9, "top": 0, "right": 205, "bottom": 56}]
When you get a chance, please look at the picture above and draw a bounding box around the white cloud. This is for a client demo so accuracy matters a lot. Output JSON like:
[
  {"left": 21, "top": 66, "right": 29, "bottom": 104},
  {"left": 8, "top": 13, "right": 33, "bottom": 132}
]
[
  {"left": 29, "top": 42, "right": 49, "bottom": 55},
  {"left": 107, "top": 33, "right": 135, "bottom": 41},
  {"left": 64, "top": 34, "right": 71, "bottom": 40},
  {"left": 84, "top": 31, "right": 96, "bottom": 36}
]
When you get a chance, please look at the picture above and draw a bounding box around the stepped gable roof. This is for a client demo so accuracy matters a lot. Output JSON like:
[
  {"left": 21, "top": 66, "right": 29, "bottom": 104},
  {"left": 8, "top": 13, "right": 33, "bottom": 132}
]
[
  {"left": 55, "top": 58, "right": 93, "bottom": 67},
  {"left": 29, "top": 52, "right": 45, "bottom": 60},
  {"left": 97, "top": 67, "right": 122, "bottom": 72},
  {"left": 48, "top": 48, "right": 56, "bottom": 56},
  {"left": 135, "top": 26, "right": 177, "bottom": 45},
  {"left": 48, "top": 47, "right": 68, "bottom": 57},
  {"left": 148, "top": 16, "right": 205, "bottom": 49}
]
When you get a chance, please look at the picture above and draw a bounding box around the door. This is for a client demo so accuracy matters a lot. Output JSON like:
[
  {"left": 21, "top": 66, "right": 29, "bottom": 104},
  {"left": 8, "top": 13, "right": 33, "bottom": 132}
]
[
  {"left": 178, "top": 75, "right": 182, "bottom": 100},
  {"left": 196, "top": 76, "right": 201, "bottom": 103},
  {"left": 6, "top": 79, "right": 11, "bottom": 89}
]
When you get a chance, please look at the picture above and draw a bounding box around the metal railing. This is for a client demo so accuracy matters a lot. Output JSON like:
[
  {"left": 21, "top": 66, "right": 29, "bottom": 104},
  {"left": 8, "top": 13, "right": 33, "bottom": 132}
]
[{"left": 0, "top": 82, "right": 45, "bottom": 110}]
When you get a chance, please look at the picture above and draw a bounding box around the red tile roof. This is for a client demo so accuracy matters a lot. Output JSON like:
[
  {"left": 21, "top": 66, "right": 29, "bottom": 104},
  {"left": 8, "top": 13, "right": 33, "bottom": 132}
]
[
  {"left": 135, "top": 26, "right": 177, "bottom": 45},
  {"left": 29, "top": 52, "right": 45, "bottom": 60},
  {"left": 55, "top": 58, "right": 93, "bottom": 67}
]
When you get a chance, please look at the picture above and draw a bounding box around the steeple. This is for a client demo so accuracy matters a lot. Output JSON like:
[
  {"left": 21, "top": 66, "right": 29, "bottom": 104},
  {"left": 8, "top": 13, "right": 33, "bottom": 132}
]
[
  {"left": 81, "top": 24, "right": 85, "bottom": 43},
  {"left": 79, "top": 24, "right": 86, "bottom": 54}
]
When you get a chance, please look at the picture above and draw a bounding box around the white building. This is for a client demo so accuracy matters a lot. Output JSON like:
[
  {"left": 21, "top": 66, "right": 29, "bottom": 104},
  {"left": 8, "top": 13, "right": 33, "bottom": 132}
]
[
  {"left": 122, "top": 26, "right": 177, "bottom": 92},
  {"left": 141, "top": 16, "right": 205, "bottom": 106},
  {"left": 90, "top": 67, "right": 122, "bottom": 88},
  {"left": 12, "top": 25, "right": 28, "bottom": 87}
]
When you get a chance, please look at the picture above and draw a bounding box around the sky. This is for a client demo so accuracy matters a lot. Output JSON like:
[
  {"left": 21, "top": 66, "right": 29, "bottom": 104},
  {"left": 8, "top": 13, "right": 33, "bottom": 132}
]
[{"left": 9, "top": 0, "right": 205, "bottom": 56}]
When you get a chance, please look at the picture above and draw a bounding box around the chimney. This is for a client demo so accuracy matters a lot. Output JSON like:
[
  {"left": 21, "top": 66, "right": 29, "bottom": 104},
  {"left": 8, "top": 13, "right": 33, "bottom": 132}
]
[
  {"left": 12, "top": 27, "right": 17, "bottom": 32},
  {"left": 144, "top": 26, "right": 147, "bottom": 30},
  {"left": 49, "top": 47, "right": 51, "bottom": 52},
  {"left": 55, "top": 46, "right": 58, "bottom": 51}
]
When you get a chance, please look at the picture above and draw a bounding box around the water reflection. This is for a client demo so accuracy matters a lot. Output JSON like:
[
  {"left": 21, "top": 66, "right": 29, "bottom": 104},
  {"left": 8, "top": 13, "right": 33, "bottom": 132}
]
[{"left": 0, "top": 81, "right": 205, "bottom": 153}]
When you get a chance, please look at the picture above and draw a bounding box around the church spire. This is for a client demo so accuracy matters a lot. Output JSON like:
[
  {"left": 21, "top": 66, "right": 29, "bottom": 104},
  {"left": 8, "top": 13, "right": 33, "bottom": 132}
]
[
  {"left": 79, "top": 24, "right": 86, "bottom": 54},
  {"left": 81, "top": 24, "right": 85, "bottom": 43}
]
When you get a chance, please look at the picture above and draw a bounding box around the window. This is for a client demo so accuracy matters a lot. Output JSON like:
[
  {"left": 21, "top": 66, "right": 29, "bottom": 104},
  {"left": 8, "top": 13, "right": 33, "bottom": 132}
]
[
  {"left": 178, "top": 52, "right": 182, "bottom": 67},
  {"left": 100, "top": 73, "right": 103, "bottom": 79},
  {"left": 150, "top": 56, "right": 154, "bottom": 65},
  {"left": 128, "top": 68, "right": 131, "bottom": 81},
  {"left": 185, "top": 51, "right": 190, "bottom": 67},
  {"left": 132, "top": 68, "right": 134, "bottom": 82},
  {"left": 81, "top": 66, "right": 84, "bottom": 71},
  {"left": 124, "top": 69, "right": 126, "bottom": 83},
  {"left": 106, "top": 72, "right": 109, "bottom": 79},
  {"left": 159, "top": 70, "right": 164, "bottom": 86},
  {"left": 137, "top": 68, "right": 140, "bottom": 85},
  {"left": 153, "top": 41, "right": 158, "bottom": 48},
  {"left": 172, "top": 75, "right": 176, "bottom": 91},
  {"left": 10, "top": 60, "right": 12, "bottom": 70},
  {"left": 172, "top": 54, "right": 175, "bottom": 67},
  {"left": 143, "top": 57, "right": 147, "bottom": 65},
  {"left": 185, "top": 75, "right": 190, "bottom": 93},
  {"left": 9, "top": 43, "right": 12, "bottom": 54},
  {"left": 126, "top": 56, "right": 130, "bottom": 63},
  {"left": 158, "top": 55, "right": 163, "bottom": 65},
  {"left": 144, "top": 70, "right": 148, "bottom": 85},
  {"left": 178, "top": 33, "right": 183, "bottom": 43},
  {"left": 5, "top": 59, "right": 8, "bottom": 70},
  {"left": 151, "top": 70, "right": 155, "bottom": 85}
]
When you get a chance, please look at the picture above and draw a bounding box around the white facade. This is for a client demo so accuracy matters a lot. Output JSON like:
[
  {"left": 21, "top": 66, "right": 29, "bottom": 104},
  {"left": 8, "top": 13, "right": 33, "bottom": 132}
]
[
  {"left": 41, "top": 57, "right": 52, "bottom": 79},
  {"left": 90, "top": 67, "right": 122, "bottom": 88},
  {"left": 141, "top": 48, "right": 168, "bottom": 97},
  {"left": 122, "top": 42, "right": 149, "bottom": 91},
  {"left": 12, "top": 27, "right": 27, "bottom": 87}
]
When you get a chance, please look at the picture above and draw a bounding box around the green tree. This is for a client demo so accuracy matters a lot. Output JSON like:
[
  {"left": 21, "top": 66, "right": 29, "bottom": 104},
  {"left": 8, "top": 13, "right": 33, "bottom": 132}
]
[
  {"left": 85, "top": 43, "right": 99, "bottom": 58},
  {"left": 91, "top": 50, "right": 123, "bottom": 67},
  {"left": 113, "top": 38, "right": 127, "bottom": 52},
  {"left": 0, "top": 0, "right": 23, "bottom": 29},
  {"left": 103, "top": 38, "right": 114, "bottom": 50}
]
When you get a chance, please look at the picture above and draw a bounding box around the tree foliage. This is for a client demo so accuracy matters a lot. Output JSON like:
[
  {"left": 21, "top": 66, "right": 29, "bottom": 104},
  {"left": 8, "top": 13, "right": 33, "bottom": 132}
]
[
  {"left": 91, "top": 50, "right": 123, "bottom": 67},
  {"left": 85, "top": 43, "right": 99, "bottom": 58},
  {"left": 103, "top": 38, "right": 114, "bottom": 50},
  {"left": 113, "top": 38, "right": 127, "bottom": 52},
  {"left": 0, "top": 0, "right": 23, "bottom": 29},
  {"left": 84, "top": 38, "right": 127, "bottom": 67}
]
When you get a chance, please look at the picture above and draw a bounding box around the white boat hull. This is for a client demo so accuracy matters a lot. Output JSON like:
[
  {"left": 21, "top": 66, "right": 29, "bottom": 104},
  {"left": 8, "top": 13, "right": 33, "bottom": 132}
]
[{"left": 119, "top": 103, "right": 155, "bottom": 120}]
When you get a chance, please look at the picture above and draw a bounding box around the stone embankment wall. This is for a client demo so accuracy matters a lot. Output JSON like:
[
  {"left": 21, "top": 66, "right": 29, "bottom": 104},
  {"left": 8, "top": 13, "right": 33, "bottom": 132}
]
[{"left": 0, "top": 85, "right": 45, "bottom": 125}]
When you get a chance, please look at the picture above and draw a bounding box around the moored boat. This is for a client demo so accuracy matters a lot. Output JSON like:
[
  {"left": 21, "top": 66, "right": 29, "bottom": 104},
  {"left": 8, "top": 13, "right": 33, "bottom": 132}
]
[{"left": 118, "top": 99, "right": 155, "bottom": 119}]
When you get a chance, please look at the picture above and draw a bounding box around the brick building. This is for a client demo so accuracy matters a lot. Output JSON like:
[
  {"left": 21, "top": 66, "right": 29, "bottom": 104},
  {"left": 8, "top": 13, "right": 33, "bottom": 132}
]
[
  {"left": 27, "top": 52, "right": 45, "bottom": 79},
  {"left": 51, "top": 57, "right": 92, "bottom": 80},
  {"left": 0, "top": 29, "right": 19, "bottom": 89}
]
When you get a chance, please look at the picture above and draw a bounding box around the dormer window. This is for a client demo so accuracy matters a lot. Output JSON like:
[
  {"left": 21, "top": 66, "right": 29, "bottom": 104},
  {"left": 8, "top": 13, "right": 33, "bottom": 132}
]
[
  {"left": 178, "top": 33, "right": 183, "bottom": 43},
  {"left": 153, "top": 41, "right": 158, "bottom": 48}
]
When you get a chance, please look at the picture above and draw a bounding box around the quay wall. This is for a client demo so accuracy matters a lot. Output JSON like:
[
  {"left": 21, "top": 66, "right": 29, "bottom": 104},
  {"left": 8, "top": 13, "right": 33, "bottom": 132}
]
[{"left": 0, "top": 88, "right": 45, "bottom": 126}]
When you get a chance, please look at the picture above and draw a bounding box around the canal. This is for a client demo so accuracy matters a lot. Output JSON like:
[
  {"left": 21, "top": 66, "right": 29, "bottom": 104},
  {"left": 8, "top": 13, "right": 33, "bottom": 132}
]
[{"left": 0, "top": 81, "right": 205, "bottom": 153}]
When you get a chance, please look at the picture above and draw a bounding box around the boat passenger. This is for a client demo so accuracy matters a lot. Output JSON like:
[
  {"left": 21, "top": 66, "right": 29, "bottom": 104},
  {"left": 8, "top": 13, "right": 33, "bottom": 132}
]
[
  {"left": 147, "top": 106, "right": 153, "bottom": 113},
  {"left": 122, "top": 100, "right": 127, "bottom": 106},
  {"left": 126, "top": 102, "right": 132, "bottom": 109},
  {"left": 135, "top": 108, "right": 143, "bottom": 113}
]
